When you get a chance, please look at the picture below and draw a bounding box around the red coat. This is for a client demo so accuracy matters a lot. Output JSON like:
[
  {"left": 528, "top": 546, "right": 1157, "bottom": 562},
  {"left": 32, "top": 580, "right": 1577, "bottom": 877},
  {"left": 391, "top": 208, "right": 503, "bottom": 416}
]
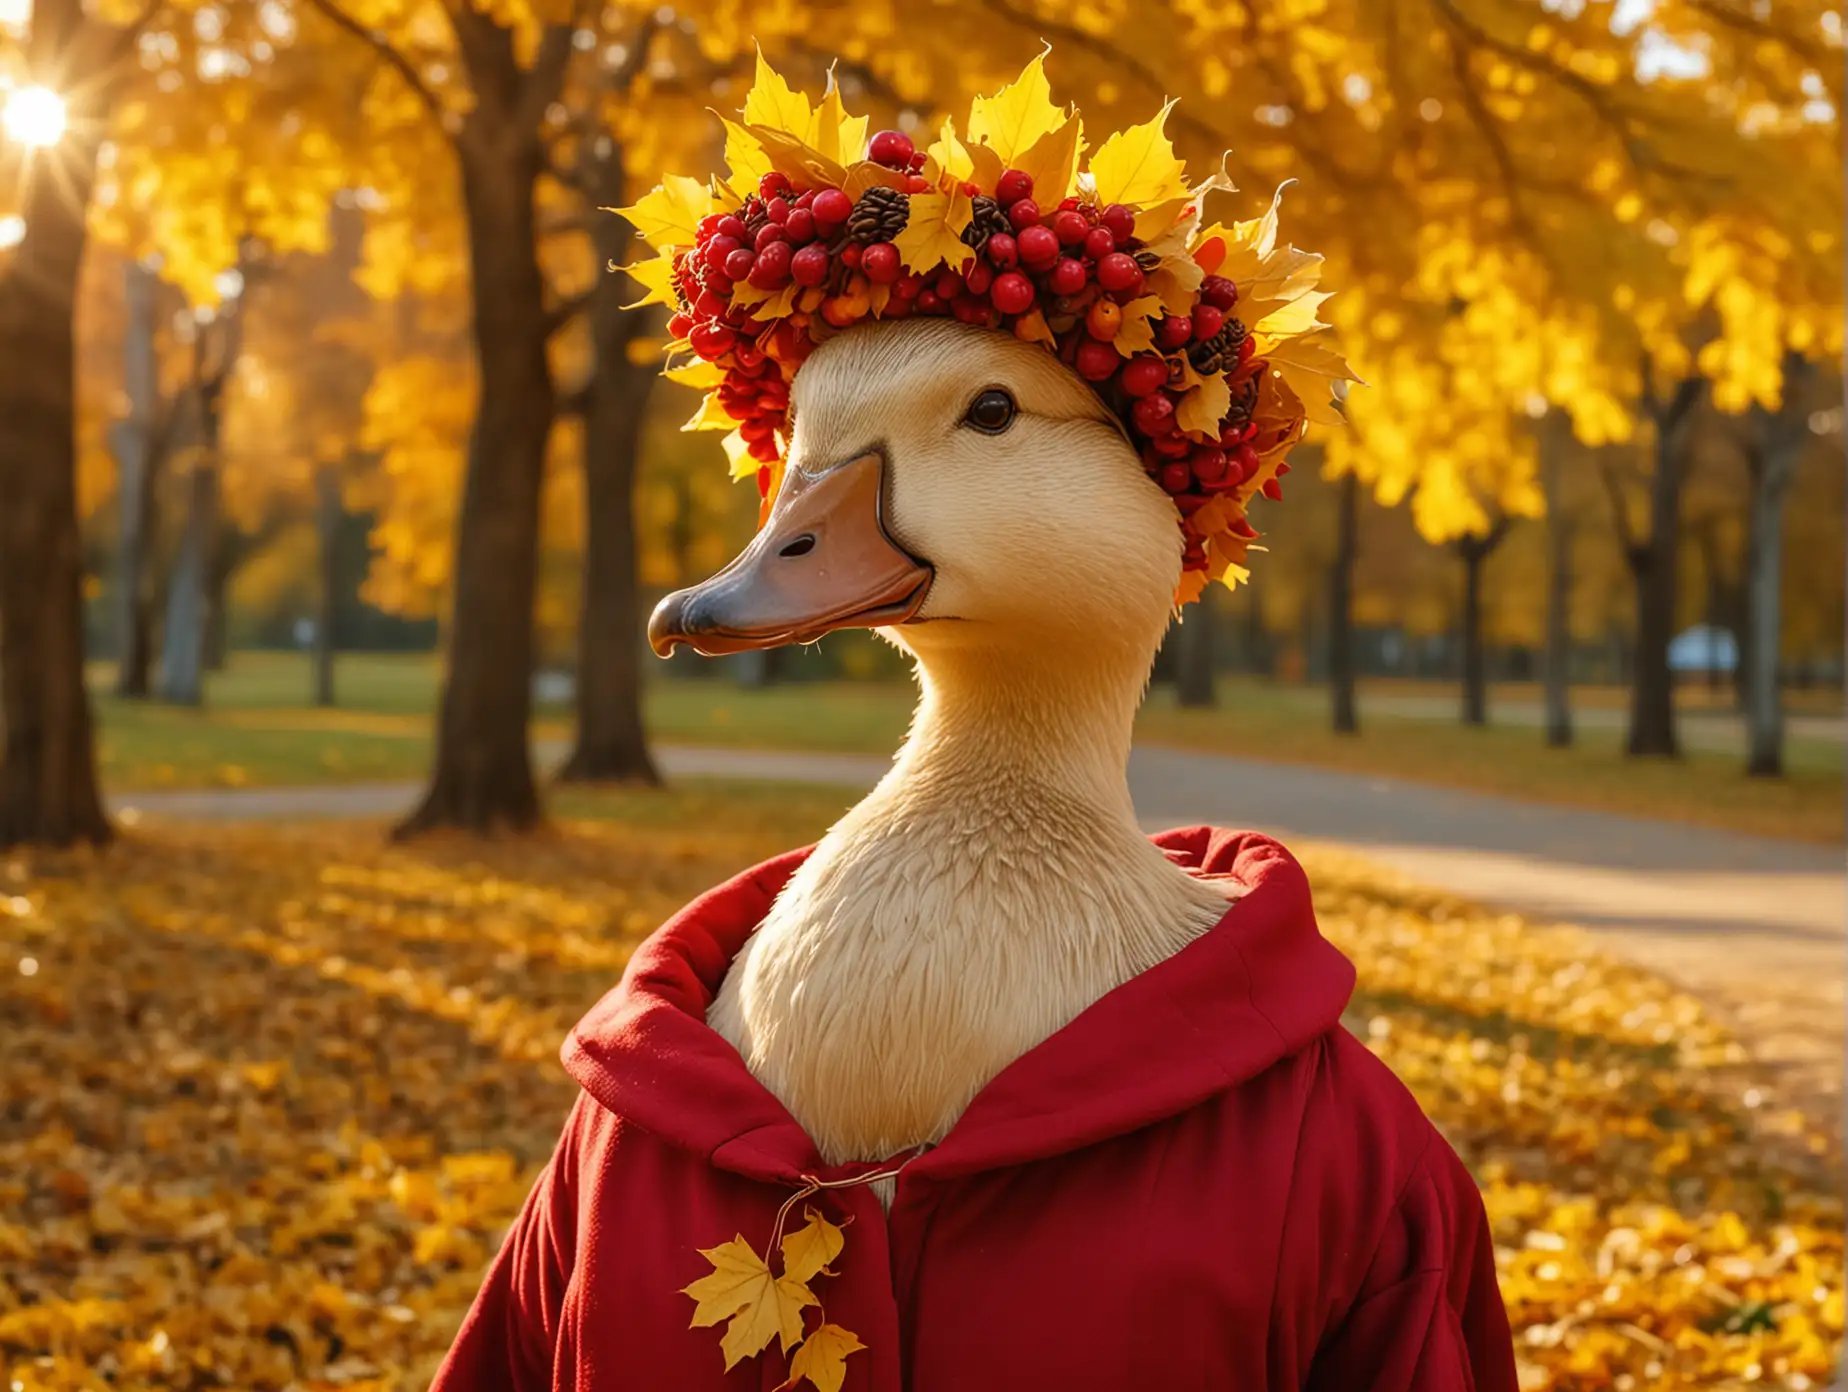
[{"left": 433, "top": 828, "right": 1516, "bottom": 1391}]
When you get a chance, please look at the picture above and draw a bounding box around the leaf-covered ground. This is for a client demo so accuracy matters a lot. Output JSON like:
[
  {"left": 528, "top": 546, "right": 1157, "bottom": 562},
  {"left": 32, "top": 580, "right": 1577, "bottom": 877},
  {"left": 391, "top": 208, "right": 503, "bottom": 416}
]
[{"left": 1, "top": 788, "right": 1839, "bottom": 1391}]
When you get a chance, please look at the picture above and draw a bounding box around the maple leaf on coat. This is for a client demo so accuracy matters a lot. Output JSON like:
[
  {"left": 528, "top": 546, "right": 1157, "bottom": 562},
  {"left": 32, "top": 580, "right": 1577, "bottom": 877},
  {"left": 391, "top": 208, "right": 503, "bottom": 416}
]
[
  {"left": 782, "top": 1323, "right": 867, "bottom": 1392},
  {"left": 779, "top": 1211, "right": 845, "bottom": 1285},
  {"left": 683, "top": 1236, "right": 819, "bottom": 1369}
]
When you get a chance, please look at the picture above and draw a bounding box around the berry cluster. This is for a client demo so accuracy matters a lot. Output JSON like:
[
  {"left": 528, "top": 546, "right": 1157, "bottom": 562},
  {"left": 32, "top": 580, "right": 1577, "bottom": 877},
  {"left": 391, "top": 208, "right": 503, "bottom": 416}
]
[{"left": 666, "top": 132, "right": 1283, "bottom": 573}]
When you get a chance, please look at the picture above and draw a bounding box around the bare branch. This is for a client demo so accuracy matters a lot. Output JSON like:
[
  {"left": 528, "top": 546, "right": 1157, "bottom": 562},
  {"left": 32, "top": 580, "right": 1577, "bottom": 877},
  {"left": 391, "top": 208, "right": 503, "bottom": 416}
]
[
  {"left": 516, "top": 22, "right": 579, "bottom": 132},
  {"left": 299, "top": 0, "right": 444, "bottom": 124}
]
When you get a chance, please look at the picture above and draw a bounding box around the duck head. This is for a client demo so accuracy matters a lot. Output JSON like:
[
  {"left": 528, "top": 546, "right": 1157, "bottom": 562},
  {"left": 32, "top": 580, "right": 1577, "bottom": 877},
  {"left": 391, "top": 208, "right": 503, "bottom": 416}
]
[{"left": 648, "top": 318, "right": 1185, "bottom": 670}]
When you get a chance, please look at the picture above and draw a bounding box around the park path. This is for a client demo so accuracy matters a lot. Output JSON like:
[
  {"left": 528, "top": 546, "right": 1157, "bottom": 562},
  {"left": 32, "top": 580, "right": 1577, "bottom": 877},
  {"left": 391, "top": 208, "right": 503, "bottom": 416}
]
[{"left": 115, "top": 742, "right": 1845, "bottom": 1111}]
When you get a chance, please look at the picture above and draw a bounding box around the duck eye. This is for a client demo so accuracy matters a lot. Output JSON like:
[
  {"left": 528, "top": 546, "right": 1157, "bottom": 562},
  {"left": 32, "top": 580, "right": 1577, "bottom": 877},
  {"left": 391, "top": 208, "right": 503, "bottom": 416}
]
[{"left": 964, "top": 388, "right": 1017, "bottom": 435}]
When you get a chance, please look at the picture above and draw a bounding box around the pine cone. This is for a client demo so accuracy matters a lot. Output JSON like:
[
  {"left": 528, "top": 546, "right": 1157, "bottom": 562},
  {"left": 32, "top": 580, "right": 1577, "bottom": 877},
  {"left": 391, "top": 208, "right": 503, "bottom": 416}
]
[
  {"left": 847, "top": 186, "right": 910, "bottom": 244},
  {"left": 1188, "top": 317, "right": 1249, "bottom": 375},
  {"left": 960, "top": 195, "right": 1012, "bottom": 252},
  {"left": 1223, "top": 365, "right": 1262, "bottom": 431}
]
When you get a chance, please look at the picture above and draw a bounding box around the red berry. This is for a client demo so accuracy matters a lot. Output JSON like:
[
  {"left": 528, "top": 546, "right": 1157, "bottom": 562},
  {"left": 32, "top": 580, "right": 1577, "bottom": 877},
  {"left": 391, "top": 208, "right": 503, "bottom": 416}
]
[
  {"left": 724, "top": 247, "right": 757, "bottom": 281},
  {"left": 963, "top": 260, "right": 994, "bottom": 296},
  {"left": 990, "top": 271, "right": 1035, "bottom": 315},
  {"left": 754, "top": 224, "right": 787, "bottom": 252},
  {"left": 1052, "top": 210, "right": 1089, "bottom": 246},
  {"left": 811, "top": 189, "right": 852, "bottom": 227},
  {"left": 1151, "top": 433, "right": 1192, "bottom": 458},
  {"left": 765, "top": 197, "right": 790, "bottom": 224},
  {"left": 1049, "top": 257, "right": 1088, "bottom": 296},
  {"left": 1132, "top": 392, "right": 1176, "bottom": 434},
  {"left": 1238, "top": 336, "right": 1257, "bottom": 365},
  {"left": 915, "top": 289, "right": 945, "bottom": 313},
  {"left": 1160, "top": 462, "right": 1192, "bottom": 493},
  {"left": 1201, "top": 275, "right": 1239, "bottom": 310},
  {"left": 1192, "top": 304, "right": 1225, "bottom": 341},
  {"left": 1083, "top": 226, "right": 1116, "bottom": 260},
  {"left": 1193, "top": 448, "right": 1229, "bottom": 483},
  {"left": 862, "top": 242, "right": 901, "bottom": 284},
  {"left": 961, "top": 181, "right": 981, "bottom": 197},
  {"left": 697, "top": 213, "right": 727, "bottom": 238},
  {"left": 1075, "top": 338, "right": 1119, "bottom": 382},
  {"left": 794, "top": 189, "right": 815, "bottom": 209},
  {"left": 893, "top": 272, "right": 924, "bottom": 300},
  {"left": 869, "top": 129, "right": 915, "bottom": 168},
  {"left": 985, "top": 233, "right": 1019, "bottom": 267},
  {"left": 953, "top": 294, "right": 991, "bottom": 324},
  {"left": 668, "top": 311, "right": 693, "bottom": 338},
  {"left": 758, "top": 171, "right": 792, "bottom": 200},
  {"left": 750, "top": 241, "right": 793, "bottom": 287},
  {"left": 785, "top": 208, "right": 816, "bottom": 244},
  {"left": 689, "top": 323, "right": 736, "bottom": 358},
  {"left": 1120, "top": 355, "right": 1169, "bottom": 397},
  {"left": 996, "top": 168, "right": 1034, "bottom": 205},
  {"left": 1096, "top": 252, "right": 1141, "bottom": 294},
  {"left": 717, "top": 215, "right": 747, "bottom": 241},
  {"left": 791, "top": 243, "right": 831, "bottom": 287},
  {"left": 934, "top": 269, "right": 965, "bottom": 300},
  {"left": 1158, "top": 315, "right": 1193, "bottom": 349},
  {"left": 1101, "top": 204, "right": 1136, "bottom": 241},
  {"left": 1007, "top": 198, "right": 1042, "bottom": 230},
  {"left": 1059, "top": 196, "right": 1080, "bottom": 211},
  {"left": 842, "top": 244, "right": 863, "bottom": 269},
  {"left": 705, "top": 233, "right": 742, "bottom": 266},
  {"left": 1017, "top": 225, "right": 1060, "bottom": 266},
  {"left": 1233, "top": 443, "right": 1261, "bottom": 480},
  {"left": 904, "top": 174, "right": 929, "bottom": 194}
]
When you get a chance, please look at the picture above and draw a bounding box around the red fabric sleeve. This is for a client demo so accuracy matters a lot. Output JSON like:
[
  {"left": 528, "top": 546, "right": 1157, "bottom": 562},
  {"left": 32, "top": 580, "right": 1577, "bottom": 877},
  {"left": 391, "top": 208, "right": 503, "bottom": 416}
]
[
  {"left": 1306, "top": 1138, "right": 1517, "bottom": 1392},
  {"left": 429, "top": 1099, "right": 587, "bottom": 1392}
]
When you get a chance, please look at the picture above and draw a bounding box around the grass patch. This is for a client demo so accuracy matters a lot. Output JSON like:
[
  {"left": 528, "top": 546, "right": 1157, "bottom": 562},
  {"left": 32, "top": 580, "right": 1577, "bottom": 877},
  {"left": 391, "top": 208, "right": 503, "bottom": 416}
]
[
  {"left": 93, "top": 652, "right": 1841, "bottom": 843},
  {"left": 0, "top": 794, "right": 1836, "bottom": 1390}
]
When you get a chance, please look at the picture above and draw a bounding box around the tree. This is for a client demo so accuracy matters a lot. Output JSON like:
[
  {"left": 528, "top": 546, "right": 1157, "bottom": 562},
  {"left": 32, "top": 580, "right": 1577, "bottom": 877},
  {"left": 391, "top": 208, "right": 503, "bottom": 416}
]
[
  {"left": 1741, "top": 351, "right": 1819, "bottom": 776},
  {"left": 0, "top": 0, "right": 151, "bottom": 846},
  {"left": 1453, "top": 514, "right": 1513, "bottom": 727},
  {"left": 1174, "top": 592, "right": 1218, "bottom": 709},
  {"left": 1537, "top": 410, "right": 1575, "bottom": 747},
  {"left": 1327, "top": 467, "right": 1361, "bottom": 735},
  {"left": 1603, "top": 364, "right": 1705, "bottom": 757}
]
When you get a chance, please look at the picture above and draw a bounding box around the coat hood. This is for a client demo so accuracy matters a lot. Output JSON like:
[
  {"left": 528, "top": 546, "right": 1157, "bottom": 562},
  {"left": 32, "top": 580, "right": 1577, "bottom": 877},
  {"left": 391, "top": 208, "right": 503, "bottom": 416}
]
[{"left": 562, "top": 827, "right": 1355, "bottom": 1186}]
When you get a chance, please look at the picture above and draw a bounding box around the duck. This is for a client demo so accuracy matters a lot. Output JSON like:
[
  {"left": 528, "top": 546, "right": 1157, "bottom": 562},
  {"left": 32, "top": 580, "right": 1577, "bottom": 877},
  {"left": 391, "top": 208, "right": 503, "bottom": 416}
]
[{"left": 650, "top": 316, "right": 1233, "bottom": 1167}]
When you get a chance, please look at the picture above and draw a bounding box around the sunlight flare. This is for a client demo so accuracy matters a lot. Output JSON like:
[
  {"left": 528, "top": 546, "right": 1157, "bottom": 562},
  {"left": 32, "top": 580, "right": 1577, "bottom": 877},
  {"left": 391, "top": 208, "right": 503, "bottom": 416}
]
[{"left": 2, "top": 85, "right": 67, "bottom": 148}]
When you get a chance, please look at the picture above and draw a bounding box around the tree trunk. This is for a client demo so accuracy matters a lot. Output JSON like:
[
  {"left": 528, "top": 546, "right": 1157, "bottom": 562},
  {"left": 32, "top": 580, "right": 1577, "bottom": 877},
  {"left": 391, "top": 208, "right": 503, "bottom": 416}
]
[
  {"left": 1175, "top": 586, "right": 1217, "bottom": 708},
  {"left": 112, "top": 262, "right": 161, "bottom": 698},
  {"left": 1743, "top": 354, "right": 1814, "bottom": 778},
  {"left": 314, "top": 463, "right": 341, "bottom": 709},
  {"left": 398, "top": 125, "right": 555, "bottom": 835},
  {"left": 1624, "top": 378, "right": 1703, "bottom": 757},
  {"left": 158, "top": 455, "right": 220, "bottom": 706},
  {"left": 1540, "top": 415, "right": 1574, "bottom": 747},
  {"left": 558, "top": 146, "right": 660, "bottom": 785},
  {"left": 205, "top": 521, "right": 236, "bottom": 672},
  {"left": 0, "top": 125, "right": 110, "bottom": 847},
  {"left": 1328, "top": 469, "right": 1360, "bottom": 734},
  {"left": 1455, "top": 519, "right": 1511, "bottom": 727}
]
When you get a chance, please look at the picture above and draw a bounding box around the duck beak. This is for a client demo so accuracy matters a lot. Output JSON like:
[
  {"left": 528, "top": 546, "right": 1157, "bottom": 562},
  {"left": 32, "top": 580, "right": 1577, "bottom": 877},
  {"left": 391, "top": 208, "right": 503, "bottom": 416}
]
[{"left": 648, "top": 451, "right": 933, "bottom": 657}]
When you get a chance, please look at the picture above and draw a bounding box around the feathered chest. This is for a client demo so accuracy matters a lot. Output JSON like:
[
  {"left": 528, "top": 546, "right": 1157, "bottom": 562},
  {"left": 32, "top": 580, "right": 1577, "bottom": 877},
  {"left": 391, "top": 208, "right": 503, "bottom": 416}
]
[{"left": 706, "top": 808, "right": 1225, "bottom": 1166}]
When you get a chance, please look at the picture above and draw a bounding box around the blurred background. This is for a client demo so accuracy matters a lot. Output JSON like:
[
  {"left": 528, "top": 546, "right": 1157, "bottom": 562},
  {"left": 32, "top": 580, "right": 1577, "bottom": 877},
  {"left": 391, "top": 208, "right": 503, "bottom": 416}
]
[{"left": 0, "top": 0, "right": 1843, "bottom": 1388}]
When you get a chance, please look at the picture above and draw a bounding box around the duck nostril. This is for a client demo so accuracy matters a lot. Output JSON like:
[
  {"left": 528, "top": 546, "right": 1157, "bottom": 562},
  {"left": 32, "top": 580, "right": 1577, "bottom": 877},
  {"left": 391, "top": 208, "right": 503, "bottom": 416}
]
[{"left": 779, "top": 534, "right": 817, "bottom": 559}]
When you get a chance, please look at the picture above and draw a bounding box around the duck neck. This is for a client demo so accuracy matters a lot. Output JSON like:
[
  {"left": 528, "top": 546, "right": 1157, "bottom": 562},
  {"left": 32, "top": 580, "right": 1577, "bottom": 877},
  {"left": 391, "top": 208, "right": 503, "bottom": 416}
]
[{"left": 891, "top": 635, "right": 1147, "bottom": 824}]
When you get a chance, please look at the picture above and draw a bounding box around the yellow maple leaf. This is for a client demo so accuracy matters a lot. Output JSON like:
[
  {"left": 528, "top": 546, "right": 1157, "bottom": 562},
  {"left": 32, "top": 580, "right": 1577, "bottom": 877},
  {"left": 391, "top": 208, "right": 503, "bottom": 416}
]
[
  {"left": 1177, "top": 372, "right": 1232, "bottom": 435},
  {"left": 1087, "top": 101, "right": 1188, "bottom": 208},
  {"left": 813, "top": 79, "right": 867, "bottom": 166},
  {"left": 664, "top": 361, "right": 725, "bottom": 390},
  {"left": 1147, "top": 252, "right": 1205, "bottom": 317},
  {"left": 617, "top": 175, "right": 713, "bottom": 250},
  {"left": 1112, "top": 294, "right": 1168, "bottom": 357},
  {"left": 893, "top": 190, "right": 974, "bottom": 276},
  {"left": 683, "top": 392, "right": 738, "bottom": 433},
  {"left": 924, "top": 115, "right": 973, "bottom": 183},
  {"left": 1013, "top": 307, "right": 1056, "bottom": 347},
  {"left": 619, "top": 252, "right": 679, "bottom": 311},
  {"left": 722, "top": 120, "right": 773, "bottom": 204},
  {"left": 742, "top": 50, "right": 813, "bottom": 141},
  {"left": 785, "top": 1323, "right": 866, "bottom": 1392},
  {"left": 842, "top": 161, "right": 910, "bottom": 202},
  {"left": 1234, "top": 247, "right": 1327, "bottom": 322},
  {"left": 684, "top": 1236, "right": 819, "bottom": 1369},
  {"left": 779, "top": 1210, "right": 845, "bottom": 1284},
  {"left": 747, "top": 124, "right": 848, "bottom": 193},
  {"left": 967, "top": 51, "right": 1066, "bottom": 165},
  {"left": 1253, "top": 290, "right": 1333, "bottom": 338},
  {"left": 1011, "top": 116, "right": 1085, "bottom": 206},
  {"left": 721, "top": 429, "right": 756, "bottom": 480}
]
